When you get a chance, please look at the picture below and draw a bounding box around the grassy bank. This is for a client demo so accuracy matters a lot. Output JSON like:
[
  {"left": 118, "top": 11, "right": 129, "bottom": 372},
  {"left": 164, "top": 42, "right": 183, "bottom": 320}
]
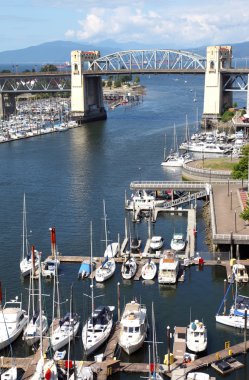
[{"left": 190, "top": 157, "right": 239, "bottom": 171}]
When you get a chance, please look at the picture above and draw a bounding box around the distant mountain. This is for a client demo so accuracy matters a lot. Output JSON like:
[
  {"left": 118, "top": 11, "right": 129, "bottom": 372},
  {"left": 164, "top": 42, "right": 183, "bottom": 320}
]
[{"left": 0, "top": 39, "right": 249, "bottom": 65}]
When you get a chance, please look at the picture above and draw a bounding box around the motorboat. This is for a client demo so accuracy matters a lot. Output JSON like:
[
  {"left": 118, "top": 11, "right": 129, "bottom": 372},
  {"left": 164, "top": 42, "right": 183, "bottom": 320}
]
[
  {"left": 170, "top": 233, "right": 186, "bottom": 252},
  {"left": 118, "top": 300, "right": 148, "bottom": 355},
  {"left": 104, "top": 242, "right": 119, "bottom": 258},
  {"left": 150, "top": 236, "right": 164, "bottom": 251},
  {"left": 82, "top": 305, "right": 115, "bottom": 355},
  {"left": 23, "top": 250, "right": 49, "bottom": 346},
  {"left": 121, "top": 256, "right": 137, "bottom": 279},
  {"left": 141, "top": 259, "right": 157, "bottom": 280},
  {"left": 42, "top": 227, "right": 60, "bottom": 278},
  {"left": 95, "top": 257, "right": 116, "bottom": 282},
  {"left": 158, "top": 251, "right": 179, "bottom": 284},
  {"left": 20, "top": 194, "right": 39, "bottom": 276},
  {"left": 51, "top": 312, "right": 80, "bottom": 351},
  {"left": 126, "top": 190, "right": 165, "bottom": 210},
  {"left": 232, "top": 263, "right": 248, "bottom": 283},
  {"left": 186, "top": 320, "right": 207, "bottom": 353},
  {"left": 0, "top": 297, "right": 28, "bottom": 350},
  {"left": 179, "top": 141, "right": 231, "bottom": 154}
]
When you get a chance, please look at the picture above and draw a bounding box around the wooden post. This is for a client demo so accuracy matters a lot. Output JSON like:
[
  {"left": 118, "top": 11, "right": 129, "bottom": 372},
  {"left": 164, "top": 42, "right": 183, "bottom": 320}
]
[
  {"left": 167, "top": 325, "right": 171, "bottom": 373},
  {"left": 227, "top": 179, "right": 230, "bottom": 196},
  {"left": 230, "top": 191, "right": 233, "bottom": 210},
  {"left": 224, "top": 279, "right": 227, "bottom": 315},
  {"left": 244, "top": 309, "right": 247, "bottom": 353},
  {"left": 117, "top": 282, "right": 120, "bottom": 321},
  {"left": 230, "top": 232, "right": 233, "bottom": 260}
]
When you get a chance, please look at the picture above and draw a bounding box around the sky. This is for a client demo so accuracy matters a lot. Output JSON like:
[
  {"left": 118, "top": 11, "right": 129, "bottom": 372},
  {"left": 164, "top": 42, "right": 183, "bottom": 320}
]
[{"left": 1, "top": 0, "right": 249, "bottom": 52}]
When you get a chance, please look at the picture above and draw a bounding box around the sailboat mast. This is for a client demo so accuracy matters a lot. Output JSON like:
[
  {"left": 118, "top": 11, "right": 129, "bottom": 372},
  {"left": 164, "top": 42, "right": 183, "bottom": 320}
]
[
  {"left": 90, "top": 222, "right": 94, "bottom": 323},
  {"left": 103, "top": 200, "right": 108, "bottom": 251},
  {"left": 163, "top": 133, "right": 167, "bottom": 161},
  {"left": 38, "top": 252, "right": 43, "bottom": 359},
  {"left": 22, "top": 194, "right": 25, "bottom": 261}
]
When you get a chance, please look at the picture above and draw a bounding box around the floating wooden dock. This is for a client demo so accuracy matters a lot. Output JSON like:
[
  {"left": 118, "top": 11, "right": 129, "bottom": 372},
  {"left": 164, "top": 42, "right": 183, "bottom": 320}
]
[{"left": 173, "top": 326, "right": 187, "bottom": 361}]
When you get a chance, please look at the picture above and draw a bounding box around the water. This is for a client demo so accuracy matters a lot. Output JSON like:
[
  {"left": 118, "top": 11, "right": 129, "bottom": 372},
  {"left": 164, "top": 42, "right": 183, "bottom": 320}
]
[{"left": 0, "top": 74, "right": 248, "bottom": 379}]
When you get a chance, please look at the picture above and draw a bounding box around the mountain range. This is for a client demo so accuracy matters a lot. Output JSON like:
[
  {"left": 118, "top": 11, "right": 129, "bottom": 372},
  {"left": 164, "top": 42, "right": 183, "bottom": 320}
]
[{"left": 0, "top": 39, "right": 249, "bottom": 64}]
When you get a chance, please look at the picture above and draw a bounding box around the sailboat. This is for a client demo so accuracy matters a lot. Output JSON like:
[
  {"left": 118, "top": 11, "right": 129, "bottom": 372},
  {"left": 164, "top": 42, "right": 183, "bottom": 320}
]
[
  {"left": 161, "top": 124, "right": 191, "bottom": 167},
  {"left": 82, "top": 222, "right": 115, "bottom": 356},
  {"left": 215, "top": 278, "right": 249, "bottom": 329},
  {"left": 42, "top": 227, "right": 60, "bottom": 278},
  {"left": 20, "top": 193, "right": 39, "bottom": 276},
  {"left": 23, "top": 248, "right": 49, "bottom": 345},
  {"left": 30, "top": 258, "right": 58, "bottom": 380},
  {"left": 95, "top": 200, "right": 116, "bottom": 282}
]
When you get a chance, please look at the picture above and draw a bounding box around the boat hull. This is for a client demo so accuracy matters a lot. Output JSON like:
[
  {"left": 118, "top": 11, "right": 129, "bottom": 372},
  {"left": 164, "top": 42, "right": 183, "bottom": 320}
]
[
  {"left": 82, "top": 319, "right": 113, "bottom": 355},
  {"left": 51, "top": 321, "right": 80, "bottom": 351},
  {"left": 0, "top": 317, "right": 28, "bottom": 350},
  {"left": 23, "top": 316, "right": 48, "bottom": 346},
  {"left": 216, "top": 314, "right": 249, "bottom": 329}
]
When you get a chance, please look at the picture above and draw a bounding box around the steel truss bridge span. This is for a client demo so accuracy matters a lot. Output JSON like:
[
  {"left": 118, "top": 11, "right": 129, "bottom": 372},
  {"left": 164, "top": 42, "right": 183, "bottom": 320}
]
[{"left": 89, "top": 49, "right": 206, "bottom": 71}]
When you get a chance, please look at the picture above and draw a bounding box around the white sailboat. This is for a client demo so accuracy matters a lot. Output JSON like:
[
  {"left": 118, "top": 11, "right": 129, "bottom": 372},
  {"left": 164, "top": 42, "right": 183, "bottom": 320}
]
[
  {"left": 82, "top": 222, "right": 115, "bottom": 356},
  {"left": 42, "top": 227, "right": 60, "bottom": 278},
  {"left": 95, "top": 200, "right": 116, "bottom": 282},
  {"left": 141, "top": 258, "right": 157, "bottom": 280},
  {"left": 23, "top": 249, "right": 49, "bottom": 346},
  {"left": 20, "top": 193, "right": 38, "bottom": 276},
  {"left": 121, "top": 255, "right": 137, "bottom": 280}
]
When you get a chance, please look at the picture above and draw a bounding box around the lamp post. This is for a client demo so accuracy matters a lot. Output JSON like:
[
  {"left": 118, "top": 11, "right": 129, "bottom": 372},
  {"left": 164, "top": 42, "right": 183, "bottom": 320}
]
[
  {"left": 230, "top": 191, "right": 233, "bottom": 210},
  {"left": 117, "top": 282, "right": 120, "bottom": 321},
  {"left": 234, "top": 210, "right": 237, "bottom": 233},
  {"left": 167, "top": 326, "right": 171, "bottom": 373}
]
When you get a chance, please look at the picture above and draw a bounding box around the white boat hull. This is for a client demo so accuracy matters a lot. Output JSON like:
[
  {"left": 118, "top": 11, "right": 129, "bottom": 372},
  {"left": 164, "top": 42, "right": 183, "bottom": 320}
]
[
  {"left": 23, "top": 315, "right": 48, "bottom": 346},
  {"left": 141, "top": 262, "right": 157, "bottom": 280},
  {"left": 216, "top": 314, "right": 249, "bottom": 329},
  {"left": 51, "top": 321, "right": 80, "bottom": 351},
  {"left": 0, "top": 316, "right": 28, "bottom": 350},
  {"left": 82, "top": 319, "right": 113, "bottom": 355},
  {"left": 1, "top": 367, "right": 17, "bottom": 380},
  {"left": 95, "top": 260, "right": 116, "bottom": 282},
  {"left": 119, "top": 333, "right": 146, "bottom": 355}
]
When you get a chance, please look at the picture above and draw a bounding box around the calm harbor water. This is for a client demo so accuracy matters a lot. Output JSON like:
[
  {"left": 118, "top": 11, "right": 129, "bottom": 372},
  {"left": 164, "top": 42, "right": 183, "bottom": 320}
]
[{"left": 0, "top": 74, "right": 248, "bottom": 379}]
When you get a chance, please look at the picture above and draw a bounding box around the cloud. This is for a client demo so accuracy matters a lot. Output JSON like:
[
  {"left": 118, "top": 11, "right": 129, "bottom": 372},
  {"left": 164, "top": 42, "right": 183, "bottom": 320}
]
[{"left": 63, "top": 2, "right": 249, "bottom": 47}]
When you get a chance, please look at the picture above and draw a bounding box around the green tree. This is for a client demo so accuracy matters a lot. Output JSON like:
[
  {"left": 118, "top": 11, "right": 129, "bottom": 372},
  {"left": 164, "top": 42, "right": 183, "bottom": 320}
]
[
  {"left": 0, "top": 69, "right": 11, "bottom": 73},
  {"left": 40, "top": 64, "right": 58, "bottom": 72},
  {"left": 232, "top": 144, "right": 249, "bottom": 179},
  {"left": 114, "top": 79, "right": 121, "bottom": 88},
  {"left": 133, "top": 76, "right": 140, "bottom": 84},
  {"left": 240, "top": 199, "right": 249, "bottom": 222}
]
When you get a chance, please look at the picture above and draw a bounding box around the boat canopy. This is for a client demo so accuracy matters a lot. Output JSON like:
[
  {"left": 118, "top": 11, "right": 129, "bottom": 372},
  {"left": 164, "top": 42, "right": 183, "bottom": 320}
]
[{"left": 92, "top": 306, "right": 111, "bottom": 325}]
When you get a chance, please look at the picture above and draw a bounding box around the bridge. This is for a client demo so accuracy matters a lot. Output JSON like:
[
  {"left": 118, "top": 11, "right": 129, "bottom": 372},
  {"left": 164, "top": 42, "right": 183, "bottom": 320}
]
[{"left": 0, "top": 46, "right": 249, "bottom": 123}]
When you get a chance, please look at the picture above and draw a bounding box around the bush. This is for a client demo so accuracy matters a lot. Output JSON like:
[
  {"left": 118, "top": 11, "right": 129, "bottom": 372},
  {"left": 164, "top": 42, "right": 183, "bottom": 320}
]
[{"left": 221, "top": 110, "right": 235, "bottom": 122}]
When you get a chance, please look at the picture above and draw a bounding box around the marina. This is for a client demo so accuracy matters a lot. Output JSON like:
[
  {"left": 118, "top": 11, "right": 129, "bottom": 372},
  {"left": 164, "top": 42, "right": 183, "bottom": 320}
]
[{"left": 0, "top": 73, "right": 249, "bottom": 380}]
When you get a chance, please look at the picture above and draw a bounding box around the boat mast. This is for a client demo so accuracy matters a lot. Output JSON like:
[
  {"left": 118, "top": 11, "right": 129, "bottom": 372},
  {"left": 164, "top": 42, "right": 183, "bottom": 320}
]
[
  {"left": 90, "top": 222, "right": 94, "bottom": 325},
  {"left": 103, "top": 200, "right": 108, "bottom": 251},
  {"left": 38, "top": 252, "right": 43, "bottom": 361},
  {"left": 163, "top": 133, "right": 167, "bottom": 161}
]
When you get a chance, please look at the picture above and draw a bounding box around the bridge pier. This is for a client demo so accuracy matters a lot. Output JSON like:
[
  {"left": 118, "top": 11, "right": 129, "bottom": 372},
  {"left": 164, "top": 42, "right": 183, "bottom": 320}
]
[
  {"left": 71, "top": 50, "right": 107, "bottom": 124},
  {"left": 0, "top": 93, "right": 16, "bottom": 119},
  {"left": 202, "top": 46, "right": 233, "bottom": 125}
]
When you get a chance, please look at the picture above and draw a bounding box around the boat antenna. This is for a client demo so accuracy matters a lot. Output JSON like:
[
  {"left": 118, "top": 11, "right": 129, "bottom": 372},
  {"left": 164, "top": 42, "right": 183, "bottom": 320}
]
[{"left": 0, "top": 281, "right": 2, "bottom": 309}]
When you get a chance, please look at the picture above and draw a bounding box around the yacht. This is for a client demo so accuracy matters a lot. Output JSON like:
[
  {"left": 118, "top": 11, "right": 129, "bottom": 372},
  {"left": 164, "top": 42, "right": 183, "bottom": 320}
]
[
  {"left": 121, "top": 256, "right": 137, "bottom": 279},
  {"left": 158, "top": 251, "right": 179, "bottom": 284},
  {"left": 82, "top": 305, "right": 115, "bottom": 355},
  {"left": 161, "top": 151, "right": 192, "bottom": 167},
  {"left": 0, "top": 297, "right": 28, "bottom": 350},
  {"left": 126, "top": 190, "right": 165, "bottom": 210},
  {"left": 232, "top": 263, "right": 249, "bottom": 283},
  {"left": 95, "top": 257, "right": 116, "bottom": 282},
  {"left": 150, "top": 236, "right": 164, "bottom": 251},
  {"left": 179, "top": 141, "right": 231, "bottom": 154},
  {"left": 141, "top": 258, "right": 157, "bottom": 280},
  {"left": 118, "top": 300, "right": 148, "bottom": 354},
  {"left": 186, "top": 319, "right": 207, "bottom": 353},
  {"left": 170, "top": 233, "right": 186, "bottom": 252}
]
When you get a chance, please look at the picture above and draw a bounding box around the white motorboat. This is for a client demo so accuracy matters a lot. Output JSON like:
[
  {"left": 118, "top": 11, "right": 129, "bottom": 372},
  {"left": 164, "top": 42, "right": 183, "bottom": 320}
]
[
  {"left": 0, "top": 296, "right": 28, "bottom": 350},
  {"left": 161, "top": 152, "right": 192, "bottom": 167},
  {"left": 232, "top": 263, "right": 248, "bottom": 283},
  {"left": 20, "top": 194, "right": 39, "bottom": 276},
  {"left": 126, "top": 190, "right": 165, "bottom": 210},
  {"left": 179, "top": 141, "right": 231, "bottom": 154},
  {"left": 23, "top": 250, "right": 49, "bottom": 346},
  {"left": 95, "top": 257, "right": 116, "bottom": 282},
  {"left": 51, "top": 312, "right": 80, "bottom": 351},
  {"left": 121, "top": 257, "right": 137, "bottom": 279},
  {"left": 170, "top": 233, "right": 186, "bottom": 252},
  {"left": 82, "top": 305, "right": 115, "bottom": 355},
  {"left": 186, "top": 319, "right": 207, "bottom": 353},
  {"left": 150, "top": 236, "right": 164, "bottom": 251},
  {"left": 42, "top": 227, "right": 60, "bottom": 278},
  {"left": 158, "top": 251, "right": 179, "bottom": 284},
  {"left": 118, "top": 300, "right": 148, "bottom": 355},
  {"left": 141, "top": 259, "right": 157, "bottom": 280},
  {"left": 1, "top": 367, "right": 18, "bottom": 380}
]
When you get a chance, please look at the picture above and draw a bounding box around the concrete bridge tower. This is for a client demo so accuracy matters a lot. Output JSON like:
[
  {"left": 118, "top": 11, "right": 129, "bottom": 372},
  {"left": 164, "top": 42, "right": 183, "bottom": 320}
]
[
  {"left": 203, "top": 46, "right": 233, "bottom": 123},
  {"left": 71, "top": 50, "right": 106, "bottom": 123}
]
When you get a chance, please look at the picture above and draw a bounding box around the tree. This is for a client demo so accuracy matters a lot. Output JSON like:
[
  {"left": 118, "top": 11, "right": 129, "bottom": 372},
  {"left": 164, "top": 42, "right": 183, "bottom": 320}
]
[
  {"left": 40, "top": 64, "right": 58, "bottom": 72},
  {"left": 232, "top": 144, "right": 249, "bottom": 179},
  {"left": 133, "top": 76, "right": 140, "bottom": 84},
  {"left": 240, "top": 199, "right": 249, "bottom": 222}
]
